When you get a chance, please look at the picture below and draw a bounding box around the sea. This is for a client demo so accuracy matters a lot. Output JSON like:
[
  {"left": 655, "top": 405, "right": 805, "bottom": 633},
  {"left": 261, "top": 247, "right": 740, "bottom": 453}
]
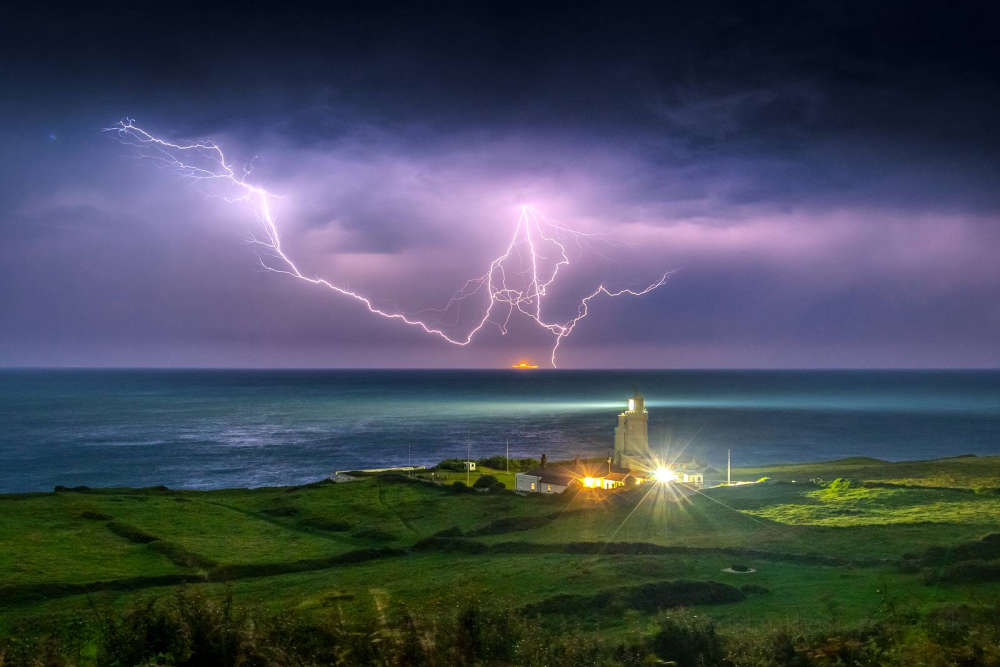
[{"left": 0, "top": 369, "right": 998, "bottom": 493}]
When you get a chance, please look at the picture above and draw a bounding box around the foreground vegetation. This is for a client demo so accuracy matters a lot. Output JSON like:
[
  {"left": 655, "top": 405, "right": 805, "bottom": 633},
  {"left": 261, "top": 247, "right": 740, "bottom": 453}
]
[{"left": 3, "top": 455, "right": 1000, "bottom": 665}]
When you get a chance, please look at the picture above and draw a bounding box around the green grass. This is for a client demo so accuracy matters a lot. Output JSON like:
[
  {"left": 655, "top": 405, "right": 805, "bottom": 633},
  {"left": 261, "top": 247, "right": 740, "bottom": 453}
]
[
  {"left": 4, "top": 454, "right": 1000, "bottom": 643},
  {"left": 0, "top": 495, "right": 186, "bottom": 586},
  {"left": 730, "top": 454, "right": 1000, "bottom": 490}
]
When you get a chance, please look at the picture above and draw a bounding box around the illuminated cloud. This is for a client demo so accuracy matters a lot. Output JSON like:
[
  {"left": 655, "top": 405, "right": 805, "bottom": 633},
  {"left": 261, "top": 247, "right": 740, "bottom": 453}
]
[{"left": 0, "top": 3, "right": 997, "bottom": 367}]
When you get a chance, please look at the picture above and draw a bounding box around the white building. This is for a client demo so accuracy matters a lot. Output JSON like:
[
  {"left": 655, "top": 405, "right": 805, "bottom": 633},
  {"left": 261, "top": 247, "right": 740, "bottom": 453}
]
[
  {"left": 613, "top": 391, "right": 653, "bottom": 470},
  {"left": 678, "top": 470, "right": 704, "bottom": 487},
  {"left": 515, "top": 469, "right": 574, "bottom": 494}
]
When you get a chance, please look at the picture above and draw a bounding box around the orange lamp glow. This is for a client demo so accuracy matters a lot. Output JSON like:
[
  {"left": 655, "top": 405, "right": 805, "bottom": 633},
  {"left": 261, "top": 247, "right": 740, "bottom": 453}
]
[{"left": 512, "top": 360, "right": 539, "bottom": 369}]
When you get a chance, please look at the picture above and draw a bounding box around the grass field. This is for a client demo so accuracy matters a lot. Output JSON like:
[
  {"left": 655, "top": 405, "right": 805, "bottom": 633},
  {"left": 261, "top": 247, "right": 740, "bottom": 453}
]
[{"left": 3, "top": 455, "right": 1000, "bottom": 662}]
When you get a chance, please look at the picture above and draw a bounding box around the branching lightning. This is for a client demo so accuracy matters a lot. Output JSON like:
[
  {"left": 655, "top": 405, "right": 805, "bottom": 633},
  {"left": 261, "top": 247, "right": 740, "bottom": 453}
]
[{"left": 106, "top": 120, "right": 668, "bottom": 366}]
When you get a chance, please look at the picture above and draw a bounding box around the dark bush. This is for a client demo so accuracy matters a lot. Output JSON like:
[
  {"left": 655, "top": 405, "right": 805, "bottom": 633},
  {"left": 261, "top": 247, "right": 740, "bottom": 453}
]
[
  {"left": 911, "top": 533, "right": 1000, "bottom": 567},
  {"left": 353, "top": 527, "right": 398, "bottom": 542},
  {"left": 78, "top": 511, "right": 112, "bottom": 520},
  {"left": 148, "top": 541, "right": 218, "bottom": 570},
  {"left": 260, "top": 505, "right": 298, "bottom": 517},
  {"left": 468, "top": 515, "right": 552, "bottom": 536},
  {"left": 412, "top": 537, "right": 490, "bottom": 554},
  {"left": 208, "top": 548, "right": 405, "bottom": 581},
  {"left": 473, "top": 474, "right": 501, "bottom": 489},
  {"left": 91, "top": 594, "right": 664, "bottom": 665},
  {"left": 523, "top": 579, "right": 744, "bottom": 616},
  {"left": 437, "top": 458, "right": 466, "bottom": 472},
  {"left": 449, "top": 481, "right": 474, "bottom": 493},
  {"left": 105, "top": 521, "right": 158, "bottom": 544},
  {"left": 730, "top": 564, "right": 751, "bottom": 572},
  {"left": 923, "top": 558, "right": 1000, "bottom": 584},
  {"left": 650, "top": 610, "right": 724, "bottom": 667},
  {"left": 489, "top": 541, "right": 558, "bottom": 554},
  {"left": 433, "top": 526, "right": 464, "bottom": 538},
  {"left": 0, "top": 574, "right": 207, "bottom": 605},
  {"left": 98, "top": 590, "right": 252, "bottom": 667},
  {"left": 9, "top": 591, "right": 1000, "bottom": 666},
  {"left": 476, "top": 455, "right": 508, "bottom": 470},
  {"left": 514, "top": 458, "right": 540, "bottom": 471},
  {"left": 623, "top": 581, "right": 745, "bottom": 612},
  {"left": 299, "top": 517, "right": 352, "bottom": 532}
]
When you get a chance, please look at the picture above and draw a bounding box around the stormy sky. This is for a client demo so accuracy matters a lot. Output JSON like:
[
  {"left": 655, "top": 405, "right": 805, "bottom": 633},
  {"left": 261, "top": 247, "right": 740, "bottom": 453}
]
[{"left": 1, "top": 2, "right": 998, "bottom": 368}]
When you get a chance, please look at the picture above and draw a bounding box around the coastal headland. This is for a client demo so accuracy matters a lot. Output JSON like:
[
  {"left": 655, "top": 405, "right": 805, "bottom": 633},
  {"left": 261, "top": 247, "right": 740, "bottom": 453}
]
[{"left": 3, "top": 454, "right": 1000, "bottom": 663}]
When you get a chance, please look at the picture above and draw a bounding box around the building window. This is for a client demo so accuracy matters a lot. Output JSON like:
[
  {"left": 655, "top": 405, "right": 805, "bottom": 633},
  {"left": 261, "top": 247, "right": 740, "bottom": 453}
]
[
  {"left": 530, "top": 483, "right": 535, "bottom": 490},
  {"left": 547, "top": 484, "right": 551, "bottom": 492}
]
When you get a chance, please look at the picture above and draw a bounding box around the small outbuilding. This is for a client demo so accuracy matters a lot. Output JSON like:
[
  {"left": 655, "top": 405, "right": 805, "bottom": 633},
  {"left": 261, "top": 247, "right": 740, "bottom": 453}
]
[
  {"left": 679, "top": 470, "right": 704, "bottom": 487},
  {"left": 515, "top": 468, "right": 575, "bottom": 494}
]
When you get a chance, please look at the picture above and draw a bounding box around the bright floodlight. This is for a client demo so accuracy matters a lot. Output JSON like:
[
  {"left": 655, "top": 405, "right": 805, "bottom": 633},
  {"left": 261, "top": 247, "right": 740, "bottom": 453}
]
[{"left": 652, "top": 467, "right": 677, "bottom": 483}]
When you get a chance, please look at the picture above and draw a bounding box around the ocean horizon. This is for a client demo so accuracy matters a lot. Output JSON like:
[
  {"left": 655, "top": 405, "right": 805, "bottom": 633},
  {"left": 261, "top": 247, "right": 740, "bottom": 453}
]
[{"left": 1, "top": 368, "right": 998, "bottom": 493}]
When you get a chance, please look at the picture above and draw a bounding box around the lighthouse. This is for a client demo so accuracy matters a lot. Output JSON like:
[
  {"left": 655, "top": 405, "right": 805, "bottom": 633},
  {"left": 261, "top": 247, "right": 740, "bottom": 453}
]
[{"left": 612, "top": 391, "right": 652, "bottom": 470}]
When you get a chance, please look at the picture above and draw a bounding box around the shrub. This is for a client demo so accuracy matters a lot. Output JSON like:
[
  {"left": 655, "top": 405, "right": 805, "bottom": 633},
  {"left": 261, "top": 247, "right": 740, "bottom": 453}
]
[
  {"left": 472, "top": 474, "right": 504, "bottom": 491},
  {"left": 433, "top": 526, "right": 464, "bottom": 538},
  {"left": 105, "top": 521, "right": 158, "bottom": 544},
  {"left": 623, "top": 581, "right": 745, "bottom": 612},
  {"left": 826, "top": 477, "right": 859, "bottom": 492},
  {"left": 468, "top": 515, "right": 552, "bottom": 536},
  {"left": 514, "top": 458, "right": 540, "bottom": 471},
  {"left": 476, "top": 455, "right": 508, "bottom": 470},
  {"left": 522, "top": 580, "right": 744, "bottom": 616},
  {"left": 97, "top": 590, "right": 252, "bottom": 667},
  {"left": 207, "top": 549, "right": 404, "bottom": 581},
  {"left": 437, "top": 458, "right": 466, "bottom": 472},
  {"left": 148, "top": 541, "right": 218, "bottom": 570},
  {"left": 78, "top": 511, "right": 112, "bottom": 520},
  {"left": 450, "top": 481, "right": 474, "bottom": 493},
  {"left": 923, "top": 558, "right": 1000, "bottom": 584},
  {"left": 412, "top": 537, "right": 489, "bottom": 554},
  {"left": 730, "top": 564, "right": 751, "bottom": 572},
  {"left": 650, "top": 610, "right": 724, "bottom": 667},
  {"left": 299, "top": 517, "right": 351, "bottom": 532},
  {"left": 260, "top": 505, "right": 298, "bottom": 517},
  {"left": 907, "top": 533, "right": 1000, "bottom": 567},
  {"left": 353, "top": 527, "right": 397, "bottom": 542}
]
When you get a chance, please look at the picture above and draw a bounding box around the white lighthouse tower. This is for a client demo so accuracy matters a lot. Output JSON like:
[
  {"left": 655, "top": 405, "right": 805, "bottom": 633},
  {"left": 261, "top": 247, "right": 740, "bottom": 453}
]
[{"left": 612, "top": 390, "right": 652, "bottom": 470}]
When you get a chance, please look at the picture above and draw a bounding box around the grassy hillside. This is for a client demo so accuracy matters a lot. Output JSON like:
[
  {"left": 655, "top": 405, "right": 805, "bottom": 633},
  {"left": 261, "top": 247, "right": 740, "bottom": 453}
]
[{"left": 3, "top": 455, "right": 1000, "bottom": 663}]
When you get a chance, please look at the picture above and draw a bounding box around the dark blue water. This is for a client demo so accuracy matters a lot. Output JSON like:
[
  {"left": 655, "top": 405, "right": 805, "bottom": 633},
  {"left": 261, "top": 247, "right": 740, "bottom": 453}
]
[{"left": 0, "top": 370, "right": 998, "bottom": 493}]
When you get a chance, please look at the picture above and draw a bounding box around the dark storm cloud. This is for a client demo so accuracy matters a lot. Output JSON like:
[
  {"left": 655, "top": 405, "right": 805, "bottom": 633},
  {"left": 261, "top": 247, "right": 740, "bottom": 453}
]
[{"left": 0, "top": 2, "right": 997, "bottom": 367}]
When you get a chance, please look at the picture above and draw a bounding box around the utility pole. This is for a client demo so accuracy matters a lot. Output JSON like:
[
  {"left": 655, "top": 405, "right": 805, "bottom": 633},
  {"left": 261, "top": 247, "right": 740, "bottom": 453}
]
[
  {"left": 467, "top": 442, "right": 471, "bottom": 487},
  {"left": 506, "top": 440, "right": 509, "bottom": 473},
  {"left": 727, "top": 448, "right": 731, "bottom": 486}
]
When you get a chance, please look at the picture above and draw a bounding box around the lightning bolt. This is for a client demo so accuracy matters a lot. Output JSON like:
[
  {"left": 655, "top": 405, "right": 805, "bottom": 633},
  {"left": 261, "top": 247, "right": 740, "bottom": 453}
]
[{"left": 106, "top": 120, "right": 669, "bottom": 366}]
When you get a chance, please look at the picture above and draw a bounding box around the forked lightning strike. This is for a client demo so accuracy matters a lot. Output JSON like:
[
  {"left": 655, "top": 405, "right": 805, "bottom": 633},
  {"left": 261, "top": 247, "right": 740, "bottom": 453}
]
[{"left": 107, "top": 120, "right": 668, "bottom": 366}]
